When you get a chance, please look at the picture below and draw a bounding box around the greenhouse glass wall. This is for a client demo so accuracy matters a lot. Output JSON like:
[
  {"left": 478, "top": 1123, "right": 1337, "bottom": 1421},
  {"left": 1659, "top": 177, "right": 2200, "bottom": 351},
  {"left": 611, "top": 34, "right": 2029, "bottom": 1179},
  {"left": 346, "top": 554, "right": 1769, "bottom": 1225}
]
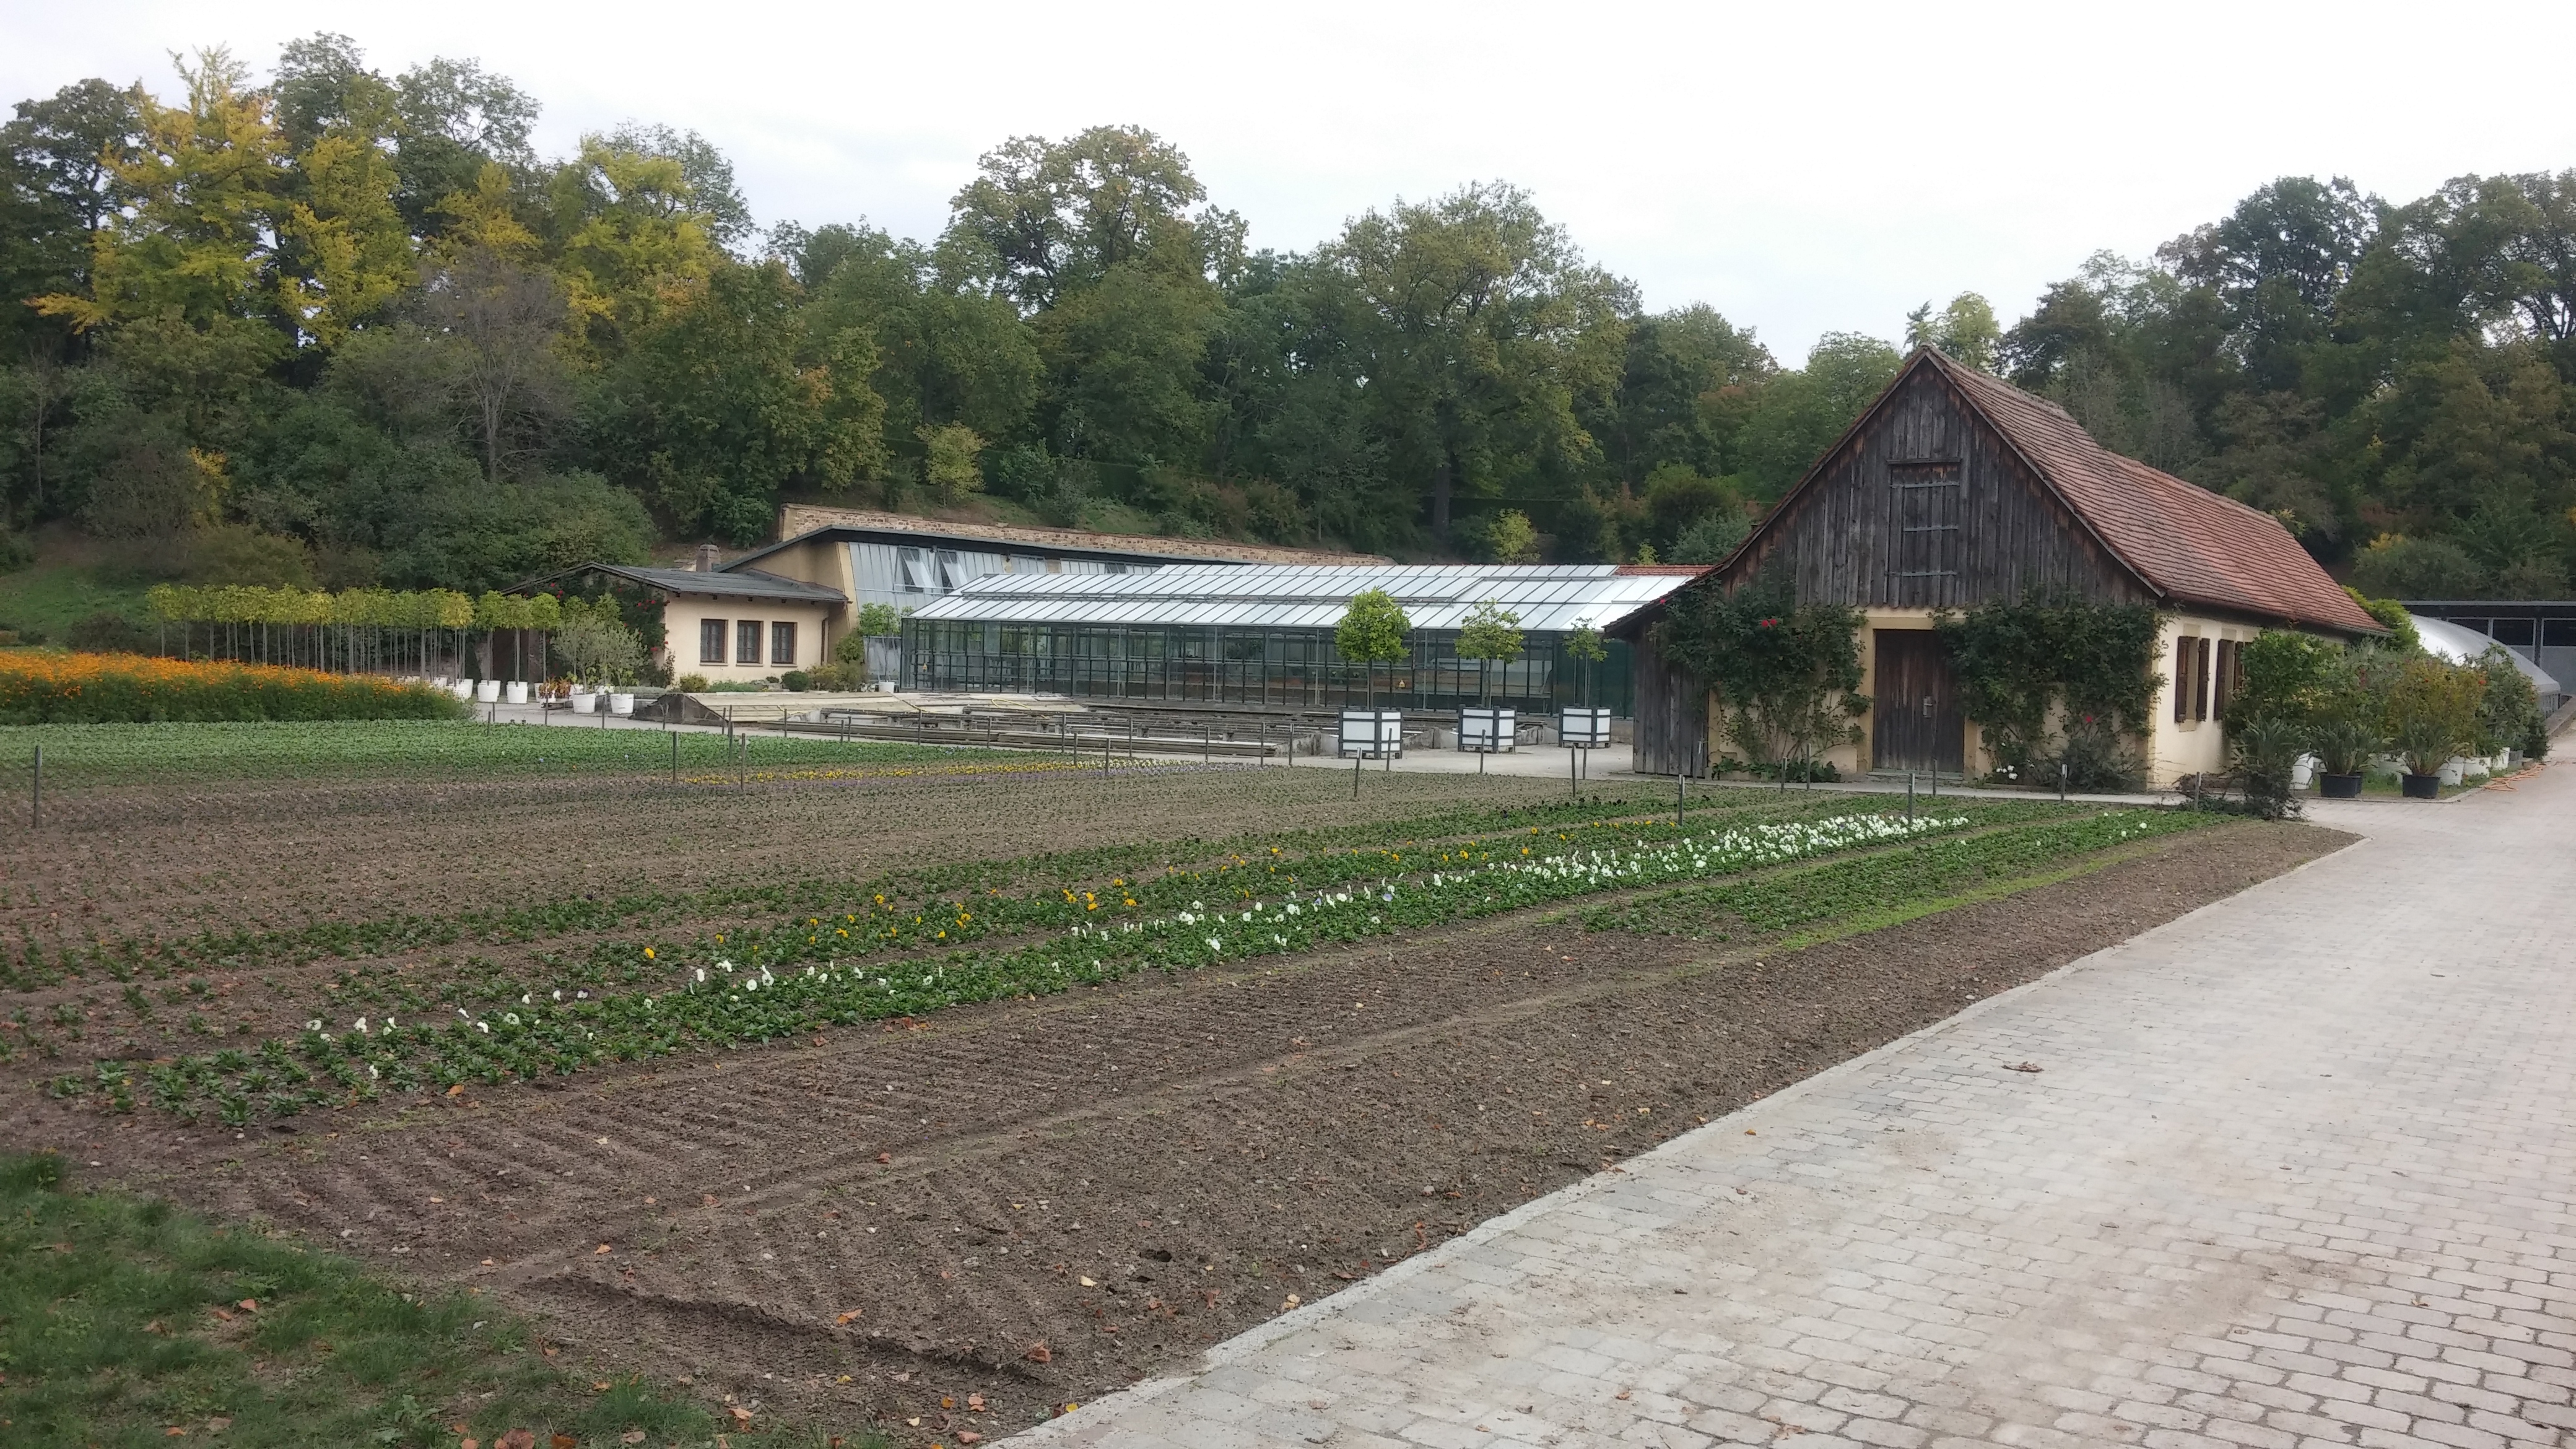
[{"left": 900, "top": 564, "right": 1703, "bottom": 715}]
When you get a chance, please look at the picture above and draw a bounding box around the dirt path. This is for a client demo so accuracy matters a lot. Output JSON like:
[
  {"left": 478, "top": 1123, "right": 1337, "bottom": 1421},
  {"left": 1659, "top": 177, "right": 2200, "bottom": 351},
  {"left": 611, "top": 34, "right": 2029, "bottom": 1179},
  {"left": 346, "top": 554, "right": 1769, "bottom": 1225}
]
[{"left": 19, "top": 818, "right": 2346, "bottom": 1445}]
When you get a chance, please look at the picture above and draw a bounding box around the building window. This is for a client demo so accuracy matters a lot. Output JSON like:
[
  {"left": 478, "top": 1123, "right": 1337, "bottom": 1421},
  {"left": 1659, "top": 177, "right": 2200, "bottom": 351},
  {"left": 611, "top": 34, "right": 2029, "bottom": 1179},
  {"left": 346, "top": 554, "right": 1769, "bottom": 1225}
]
[
  {"left": 738, "top": 620, "right": 762, "bottom": 666},
  {"left": 2213, "top": 638, "right": 2238, "bottom": 719},
  {"left": 771, "top": 621, "right": 796, "bottom": 666},
  {"left": 934, "top": 549, "right": 962, "bottom": 593},
  {"left": 2192, "top": 637, "right": 2213, "bottom": 721},
  {"left": 898, "top": 547, "right": 929, "bottom": 593},
  {"left": 2174, "top": 637, "right": 2197, "bottom": 723},
  {"left": 700, "top": 618, "right": 727, "bottom": 664}
]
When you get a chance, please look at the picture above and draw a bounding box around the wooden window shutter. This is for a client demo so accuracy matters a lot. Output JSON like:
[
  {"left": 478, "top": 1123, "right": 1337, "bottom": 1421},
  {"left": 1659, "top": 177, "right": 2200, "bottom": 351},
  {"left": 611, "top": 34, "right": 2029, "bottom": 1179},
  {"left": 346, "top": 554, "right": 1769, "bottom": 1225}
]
[{"left": 2174, "top": 637, "right": 2192, "bottom": 723}]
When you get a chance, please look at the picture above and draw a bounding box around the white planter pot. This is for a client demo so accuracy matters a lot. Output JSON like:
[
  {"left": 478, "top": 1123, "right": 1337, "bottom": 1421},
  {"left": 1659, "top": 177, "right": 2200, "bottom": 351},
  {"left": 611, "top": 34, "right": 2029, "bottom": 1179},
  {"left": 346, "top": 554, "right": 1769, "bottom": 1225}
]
[
  {"left": 2291, "top": 753, "right": 2317, "bottom": 790},
  {"left": 450, "top": 679, "right": 473, "bottom": 700},
  {"left": 1457, "top": 706, "right": 1516, "bottom": 753},
  {"left": 609, "top": 692, "right": 636, "bottom": 716},
  {"left": 2439, "top": 757, "right": 2466, "bottom": 786},
  {"left": 504, "top": 681, "right": 530, "bottom": 705},
  {"left": 567, "top": 690, "right": 594, "bottom": 713},
  {"left": 474, "top": 679, "right": 501, "bottom": 703}
]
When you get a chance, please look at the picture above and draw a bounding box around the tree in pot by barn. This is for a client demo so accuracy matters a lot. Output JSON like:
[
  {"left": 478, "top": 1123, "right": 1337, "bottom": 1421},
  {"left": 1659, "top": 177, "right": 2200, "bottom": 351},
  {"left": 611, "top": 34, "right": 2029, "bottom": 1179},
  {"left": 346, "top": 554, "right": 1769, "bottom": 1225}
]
[
  {"left": 2469, "top": 645, "right": 2549, "bottom": 761},
  {"left": 1658, "top": 576, "right": 1866, "bottom": 782},
  {"left": 1336, "top": 588, "right": 1411, "bottom": 709},
  {"left": 2384, "top": 654, "right": 2486, "bottom": 784},
  {"left": 2222, "top": 630, "right": 2346, "bottom": 814},
  {"left": 1455, "top": 599, "right": 1523, "bottom": 705}
]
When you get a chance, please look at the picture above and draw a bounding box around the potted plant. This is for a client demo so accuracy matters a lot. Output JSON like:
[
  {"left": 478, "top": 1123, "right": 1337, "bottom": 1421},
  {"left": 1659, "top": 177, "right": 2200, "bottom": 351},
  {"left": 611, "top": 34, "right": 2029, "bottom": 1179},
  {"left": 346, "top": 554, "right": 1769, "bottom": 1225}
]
[
  {"left": 2310, "top": 713, "right": 2372, "bottom": 798},
  {"left": 2383, "top": 655, "right": 2485, "bottom": 799}
]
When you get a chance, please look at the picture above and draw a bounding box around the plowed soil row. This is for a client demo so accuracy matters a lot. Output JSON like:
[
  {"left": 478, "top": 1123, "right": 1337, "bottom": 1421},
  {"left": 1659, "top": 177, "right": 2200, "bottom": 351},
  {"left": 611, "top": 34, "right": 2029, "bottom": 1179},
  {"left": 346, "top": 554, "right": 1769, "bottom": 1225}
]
[
  {"left": 18, "top": 817, "right": 2346, "bottom": 1446},
  {"left": 0, "top": 764, "right": 1630, "bottom": 941}
]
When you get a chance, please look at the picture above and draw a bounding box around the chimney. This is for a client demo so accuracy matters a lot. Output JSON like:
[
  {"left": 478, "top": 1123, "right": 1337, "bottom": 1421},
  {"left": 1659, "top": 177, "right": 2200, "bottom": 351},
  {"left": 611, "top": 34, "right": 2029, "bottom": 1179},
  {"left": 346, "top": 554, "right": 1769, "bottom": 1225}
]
[{"left": 695, "top": 544, "right": 721, "bottom": 573}]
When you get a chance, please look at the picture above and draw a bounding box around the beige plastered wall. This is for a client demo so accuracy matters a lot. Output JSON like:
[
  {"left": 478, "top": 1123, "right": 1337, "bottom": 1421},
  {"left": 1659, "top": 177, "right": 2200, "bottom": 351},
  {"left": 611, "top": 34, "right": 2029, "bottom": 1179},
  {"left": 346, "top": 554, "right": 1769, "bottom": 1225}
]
[
  {"left": 728, "top": 540, "right": 858, "bottom": 650},
  {"left": 658, "top": 594, "right": 836, "bottom": 681},
  {"left": 2146, "top": 612, "right": 2263, "bottom": 787}
]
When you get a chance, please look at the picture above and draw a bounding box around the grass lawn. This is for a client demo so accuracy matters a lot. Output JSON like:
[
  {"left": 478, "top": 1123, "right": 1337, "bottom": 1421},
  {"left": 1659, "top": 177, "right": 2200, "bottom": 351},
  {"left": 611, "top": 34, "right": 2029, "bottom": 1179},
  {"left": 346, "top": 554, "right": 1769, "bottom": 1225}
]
[
  {"left": 0, "top": 718, "right": 1019, "bottom": 786},
  {"left": 0, "top": 557, "right": 155, "bottom": 644},
  {"left": 0, "top": 1151, "right": 875, "bottom": 1448}
]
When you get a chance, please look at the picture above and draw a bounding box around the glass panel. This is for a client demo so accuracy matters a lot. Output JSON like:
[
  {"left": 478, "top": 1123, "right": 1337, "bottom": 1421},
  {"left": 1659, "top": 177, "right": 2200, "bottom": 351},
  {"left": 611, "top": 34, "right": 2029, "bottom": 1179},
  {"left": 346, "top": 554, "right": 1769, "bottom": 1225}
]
[
  {"left": 738, "top": 620, "right": 762, "bottom": 664},
  {"left": 700, "top": 618, "right": 726, "bottom": 664},
  {"left": 2487, "top": 618, "right": 2535, "bottom": 647},
  {"left": 771, "top": 621, "right": 796, "bottom": 665}
]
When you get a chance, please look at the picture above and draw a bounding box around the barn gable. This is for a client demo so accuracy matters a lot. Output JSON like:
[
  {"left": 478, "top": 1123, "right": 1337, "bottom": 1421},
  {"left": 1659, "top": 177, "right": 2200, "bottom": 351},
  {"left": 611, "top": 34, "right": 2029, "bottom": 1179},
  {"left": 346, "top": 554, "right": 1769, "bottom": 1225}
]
[{"left": 1719, "top": 352, "right": 2151, "bottom": 610}]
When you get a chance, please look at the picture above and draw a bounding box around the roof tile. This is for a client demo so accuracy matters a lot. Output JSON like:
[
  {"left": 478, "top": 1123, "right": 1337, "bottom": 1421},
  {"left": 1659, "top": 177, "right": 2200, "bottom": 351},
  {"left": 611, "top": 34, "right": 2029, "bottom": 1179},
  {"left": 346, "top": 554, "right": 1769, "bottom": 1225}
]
[{"left": 1931, "top": 354, "right": 2381, "bottom": 633}]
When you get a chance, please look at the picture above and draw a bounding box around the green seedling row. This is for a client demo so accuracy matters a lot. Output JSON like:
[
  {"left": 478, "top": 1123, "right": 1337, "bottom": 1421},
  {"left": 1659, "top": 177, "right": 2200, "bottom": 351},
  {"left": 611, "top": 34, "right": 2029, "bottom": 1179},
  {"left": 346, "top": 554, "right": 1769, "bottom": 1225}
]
[{"left": 67, "top": 806, "right": 2101, "bottom": 1121}]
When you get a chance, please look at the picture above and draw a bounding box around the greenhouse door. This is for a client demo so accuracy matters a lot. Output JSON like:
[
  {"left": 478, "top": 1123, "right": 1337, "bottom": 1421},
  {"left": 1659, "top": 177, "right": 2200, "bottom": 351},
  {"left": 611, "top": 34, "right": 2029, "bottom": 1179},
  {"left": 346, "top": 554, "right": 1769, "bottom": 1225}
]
[{"left": 1871, "top": 630, "right": 1962, "bottom": 773}]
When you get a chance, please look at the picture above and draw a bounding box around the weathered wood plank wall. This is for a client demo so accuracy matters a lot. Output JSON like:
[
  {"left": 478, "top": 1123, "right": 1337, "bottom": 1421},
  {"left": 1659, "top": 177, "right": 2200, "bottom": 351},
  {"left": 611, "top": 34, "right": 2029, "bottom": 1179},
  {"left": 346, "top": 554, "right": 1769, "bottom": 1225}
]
[
  {"left": 1723, "top": 368, "right": 2147, "bottom": 608},
  {"left": 1630, "top": 628, "right": 1709, "bottom": 778}
]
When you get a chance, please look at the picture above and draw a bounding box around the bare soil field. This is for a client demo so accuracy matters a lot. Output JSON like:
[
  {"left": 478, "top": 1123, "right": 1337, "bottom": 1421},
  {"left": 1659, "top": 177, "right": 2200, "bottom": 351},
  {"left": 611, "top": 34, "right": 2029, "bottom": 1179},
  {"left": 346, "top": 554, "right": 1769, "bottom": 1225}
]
[
  {"left": 7, "top": 759, "right": 2346, "bottom": 1447},
  {"left": 3, "top": 761, "right": 1591, "bottom": 944}
]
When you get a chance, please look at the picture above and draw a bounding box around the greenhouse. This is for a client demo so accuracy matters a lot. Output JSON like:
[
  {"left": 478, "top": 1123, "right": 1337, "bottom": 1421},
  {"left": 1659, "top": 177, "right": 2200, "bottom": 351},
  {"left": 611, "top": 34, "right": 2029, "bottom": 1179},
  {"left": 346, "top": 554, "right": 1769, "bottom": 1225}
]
[{"left": 899, "top": 564, "right": 1705, "bottom": 714}]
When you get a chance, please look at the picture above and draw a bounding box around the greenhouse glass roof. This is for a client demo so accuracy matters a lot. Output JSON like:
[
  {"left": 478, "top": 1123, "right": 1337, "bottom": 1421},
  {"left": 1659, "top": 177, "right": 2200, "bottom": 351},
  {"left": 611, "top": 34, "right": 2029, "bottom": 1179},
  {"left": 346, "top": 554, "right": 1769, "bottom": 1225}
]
[{"left": 907, "top": 564, "right": 1706, "bottom": 633}]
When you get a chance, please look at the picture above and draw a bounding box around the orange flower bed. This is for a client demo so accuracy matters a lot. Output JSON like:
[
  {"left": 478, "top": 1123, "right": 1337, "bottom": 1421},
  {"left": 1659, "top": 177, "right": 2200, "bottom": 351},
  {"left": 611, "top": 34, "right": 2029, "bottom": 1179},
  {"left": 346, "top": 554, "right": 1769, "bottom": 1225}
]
[{"left": 0, "top": 651, "right": 468, "bottom": 724}]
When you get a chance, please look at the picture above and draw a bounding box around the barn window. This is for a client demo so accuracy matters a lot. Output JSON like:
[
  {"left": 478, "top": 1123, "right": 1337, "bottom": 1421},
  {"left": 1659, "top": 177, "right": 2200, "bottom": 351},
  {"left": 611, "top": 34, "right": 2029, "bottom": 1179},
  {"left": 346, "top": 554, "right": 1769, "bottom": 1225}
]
[
  {"left": 1889, "top": 461, "right": 1963, "bottom": 604},
  {"left": 700, "top": 617, "right": 727, "bottom": 664},
  {"left": 2191, "top": 637, "right": 2213, "bottom": 721}
]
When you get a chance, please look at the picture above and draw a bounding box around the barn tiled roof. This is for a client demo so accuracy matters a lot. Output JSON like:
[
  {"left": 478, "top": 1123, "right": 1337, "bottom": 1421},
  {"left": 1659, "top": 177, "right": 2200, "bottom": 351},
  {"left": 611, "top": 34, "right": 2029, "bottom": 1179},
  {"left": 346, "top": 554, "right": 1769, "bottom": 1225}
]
[{"left": 1926, "top": 352, "right": 2382, "bottom": 634}]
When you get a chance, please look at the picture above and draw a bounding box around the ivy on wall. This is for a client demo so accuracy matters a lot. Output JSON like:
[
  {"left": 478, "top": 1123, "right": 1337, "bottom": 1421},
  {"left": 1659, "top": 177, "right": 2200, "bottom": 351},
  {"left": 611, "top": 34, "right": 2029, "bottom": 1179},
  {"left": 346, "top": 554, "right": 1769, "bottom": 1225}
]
[
  {"left": 1658, "top": 576, "right": 1869, "bottom": 775},
  {"left": 1933, "top": 594, "right": 2164, "bottom": 785}
]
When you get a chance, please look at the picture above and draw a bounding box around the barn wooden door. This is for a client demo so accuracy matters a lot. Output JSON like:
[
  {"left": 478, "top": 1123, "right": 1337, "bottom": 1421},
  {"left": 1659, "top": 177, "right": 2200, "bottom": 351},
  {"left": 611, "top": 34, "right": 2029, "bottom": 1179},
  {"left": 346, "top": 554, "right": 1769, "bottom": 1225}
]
[{"left": 1872, "top": 630, "right": 1964, "bottom": 773}]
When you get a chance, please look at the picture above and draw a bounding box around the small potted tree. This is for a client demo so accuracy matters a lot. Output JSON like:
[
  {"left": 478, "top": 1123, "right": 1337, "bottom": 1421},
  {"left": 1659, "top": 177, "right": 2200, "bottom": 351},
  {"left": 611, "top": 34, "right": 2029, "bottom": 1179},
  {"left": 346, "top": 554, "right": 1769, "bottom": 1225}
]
[
  {"left": 1455, "top": 598, "right": 1523, "bottom": 767},
  {"left": 2310, "top": 707, "right": 2375, "bottom": 798},
  {"left": 1335, "top": 588, "right": 1411, "bottom": 768},
  {"left": 2384, "top": 655, "right": 2485, "bottom": 799}
]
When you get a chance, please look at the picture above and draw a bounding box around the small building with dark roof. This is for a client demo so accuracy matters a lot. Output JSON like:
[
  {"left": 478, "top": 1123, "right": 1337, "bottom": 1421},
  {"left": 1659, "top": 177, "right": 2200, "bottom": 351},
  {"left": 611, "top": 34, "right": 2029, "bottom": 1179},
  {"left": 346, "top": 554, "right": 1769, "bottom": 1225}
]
[
  {"left": 1615, "top": 347, "right": 2383, "bottom": 786},
  {"left": 514, "top": 557, "right": 850, "bottom": 682}
]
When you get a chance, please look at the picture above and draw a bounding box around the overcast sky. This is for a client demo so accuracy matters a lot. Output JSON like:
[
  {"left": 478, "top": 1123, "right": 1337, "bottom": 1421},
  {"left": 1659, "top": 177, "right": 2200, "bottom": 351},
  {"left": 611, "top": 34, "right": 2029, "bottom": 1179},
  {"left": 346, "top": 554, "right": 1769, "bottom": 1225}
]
[{"left": 12, "top": 1, "right": 2576, "bottom": 362}]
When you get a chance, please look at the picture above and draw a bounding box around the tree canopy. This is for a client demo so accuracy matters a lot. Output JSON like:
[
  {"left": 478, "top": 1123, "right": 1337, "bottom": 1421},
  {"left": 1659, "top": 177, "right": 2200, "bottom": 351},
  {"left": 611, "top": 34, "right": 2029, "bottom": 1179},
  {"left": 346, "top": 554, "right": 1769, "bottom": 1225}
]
[{"left": 4, "top": 39, "right": 2572, "bottom": 601}]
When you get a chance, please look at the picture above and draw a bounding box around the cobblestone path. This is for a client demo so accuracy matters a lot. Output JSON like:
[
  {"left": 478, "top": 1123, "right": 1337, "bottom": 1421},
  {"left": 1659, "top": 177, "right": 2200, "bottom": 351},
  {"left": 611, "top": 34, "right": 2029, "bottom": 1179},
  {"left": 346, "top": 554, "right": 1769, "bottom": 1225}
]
[{"left": 1025, "top": 770, "right": 2575, "bottom": 1448}]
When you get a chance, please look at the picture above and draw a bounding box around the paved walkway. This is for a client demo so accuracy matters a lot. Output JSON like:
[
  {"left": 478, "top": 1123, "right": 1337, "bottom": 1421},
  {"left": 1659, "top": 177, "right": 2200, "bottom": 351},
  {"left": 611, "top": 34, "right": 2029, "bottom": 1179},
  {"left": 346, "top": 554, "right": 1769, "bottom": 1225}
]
[{"left": 1025, "top": 767, "right": 2576, "bottom": 1448}]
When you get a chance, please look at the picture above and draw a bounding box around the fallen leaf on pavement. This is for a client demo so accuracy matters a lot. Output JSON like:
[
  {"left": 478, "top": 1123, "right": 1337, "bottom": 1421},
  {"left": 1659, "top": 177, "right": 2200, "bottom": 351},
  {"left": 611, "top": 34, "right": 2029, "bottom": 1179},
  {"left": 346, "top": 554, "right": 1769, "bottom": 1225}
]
[
  {"left": 2005, "top": 1061, "right": 2043, "bottom": 1073},
  {"left": 834, "top": 1310, "right": 861, "bottom": 1325},
  {"left": 1024, "top": 1341, "right": 1052, "bottom": 1364}
]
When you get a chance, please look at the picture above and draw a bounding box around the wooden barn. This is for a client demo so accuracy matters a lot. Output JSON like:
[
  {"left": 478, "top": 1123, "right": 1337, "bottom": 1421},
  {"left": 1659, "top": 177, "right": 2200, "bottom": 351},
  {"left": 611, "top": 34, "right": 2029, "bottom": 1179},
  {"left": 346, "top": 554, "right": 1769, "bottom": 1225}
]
[{"left": 1616, "top": 347, "right": 2383, "bottom": 787}]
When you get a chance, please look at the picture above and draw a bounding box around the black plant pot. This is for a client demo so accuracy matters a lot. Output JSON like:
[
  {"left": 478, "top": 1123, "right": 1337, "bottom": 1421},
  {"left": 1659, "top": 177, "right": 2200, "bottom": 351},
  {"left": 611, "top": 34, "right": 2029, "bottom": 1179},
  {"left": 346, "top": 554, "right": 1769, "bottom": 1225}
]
[
  {"left": 2318, "top": 772, "right": 2364, "bottom": 799},
  {"left": 2400, "top": 772, "right": 2442, "bottom": 799}
]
